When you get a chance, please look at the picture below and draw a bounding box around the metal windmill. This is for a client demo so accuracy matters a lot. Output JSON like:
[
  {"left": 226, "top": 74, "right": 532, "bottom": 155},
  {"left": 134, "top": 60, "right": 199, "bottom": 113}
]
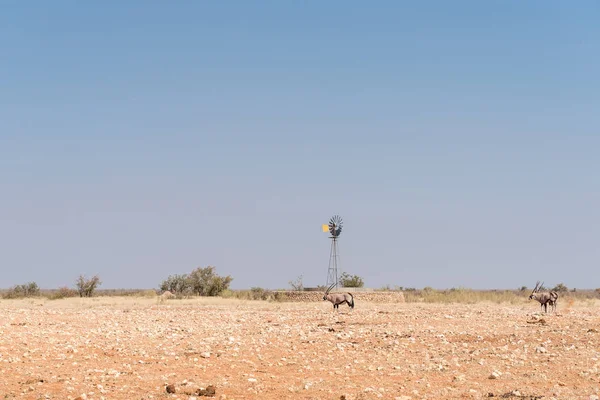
[{"left": 323, "top": 215, "right": 343, "bottom": 290}]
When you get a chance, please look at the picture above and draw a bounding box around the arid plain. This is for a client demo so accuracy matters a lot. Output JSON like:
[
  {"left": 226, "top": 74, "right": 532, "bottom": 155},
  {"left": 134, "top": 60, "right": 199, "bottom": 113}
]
[{"left": 1, "top": 296, "right": 599, "bottom": 400}]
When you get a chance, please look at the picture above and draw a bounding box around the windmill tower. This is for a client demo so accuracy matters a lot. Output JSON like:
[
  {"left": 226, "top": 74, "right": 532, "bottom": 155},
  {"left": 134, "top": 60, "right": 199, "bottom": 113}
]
[{"left": 323, "top": 215, "right": 343, "bottom": 290}]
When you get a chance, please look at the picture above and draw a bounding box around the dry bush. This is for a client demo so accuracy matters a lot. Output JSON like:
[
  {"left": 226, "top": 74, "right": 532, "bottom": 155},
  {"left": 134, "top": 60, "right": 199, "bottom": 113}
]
[
  {"left": 340, "top": 272, "right": 364, "bottom": 288},
  {"left": 288, "top": 275, "right": 304, "bottom": 291},
  {"left": 219, "top": 289, "right": 286, "bottom": 302},
  {"left": 3, "top": 282, "right": 40, "bottom": 299},
  {"left": 48, "top": 286, "right": 78, "bottom": 300},
  {"left": 136, "top": 289, "right": 158, "bottom": 298},
  {"left": 403, "top": 287, "right": 523, "bottom": 304},
  {"left": 75, "top": 275, "right": 102, "bottom": 297}
]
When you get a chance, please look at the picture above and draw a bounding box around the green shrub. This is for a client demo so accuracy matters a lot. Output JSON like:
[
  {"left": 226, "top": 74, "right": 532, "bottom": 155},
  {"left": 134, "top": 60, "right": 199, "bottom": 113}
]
[
  {"left": 250, "top": 287, "right": 266, "bottom": 300},
  {"left": 339, "top": 272, "right": 364, "bottom": 288},
  {"left": 272, "top": 291, "right": 288, "bottom": 302},
  {"left": 160, "top": 274, "right": 192, "bottom": 294},
  {"left": 161, "top": 266, "right": 232, "bottom": 297}
]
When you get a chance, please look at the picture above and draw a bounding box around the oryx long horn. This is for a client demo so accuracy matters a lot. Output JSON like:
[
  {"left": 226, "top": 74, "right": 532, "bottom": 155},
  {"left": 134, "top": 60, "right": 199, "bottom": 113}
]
[{"left": 325, "top": 282, "right": 336, "bottom": 294}]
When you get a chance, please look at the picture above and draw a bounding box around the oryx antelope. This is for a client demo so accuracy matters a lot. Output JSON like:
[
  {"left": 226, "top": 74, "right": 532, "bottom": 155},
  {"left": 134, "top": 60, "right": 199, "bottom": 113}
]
[
  {"left": 529, "top": 281, "right": 558, "bottom": 313},
  {"left": 323, "top": 282, "right": 355, "bottom": 311}
]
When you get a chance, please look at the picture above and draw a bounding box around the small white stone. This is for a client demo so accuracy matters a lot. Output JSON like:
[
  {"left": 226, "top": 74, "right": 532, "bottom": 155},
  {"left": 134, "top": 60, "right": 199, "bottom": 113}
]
[{"left": 489, "top": 371, "right": 502, "bottom": 379}]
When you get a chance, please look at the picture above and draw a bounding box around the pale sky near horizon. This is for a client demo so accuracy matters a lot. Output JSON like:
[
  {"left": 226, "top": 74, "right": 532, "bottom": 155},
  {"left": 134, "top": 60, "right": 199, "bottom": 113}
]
[{"left": 1, "top": 2, "right": 599, "bottom": 290}]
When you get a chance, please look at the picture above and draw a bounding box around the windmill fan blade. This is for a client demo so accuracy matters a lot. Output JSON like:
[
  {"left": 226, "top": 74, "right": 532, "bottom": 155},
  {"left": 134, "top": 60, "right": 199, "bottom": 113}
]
[{"left": 327, "top": 215, "right": 343, "bottom": 237}]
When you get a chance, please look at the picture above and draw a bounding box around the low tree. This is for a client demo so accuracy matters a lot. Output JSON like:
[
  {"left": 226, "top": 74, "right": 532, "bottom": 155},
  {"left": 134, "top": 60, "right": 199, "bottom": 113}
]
[
  {"left": 339, "top": 272, "right": 364, "bottom": 288},
  {"left": 75, "top": 275, "right": 102, "bottom": 297}
]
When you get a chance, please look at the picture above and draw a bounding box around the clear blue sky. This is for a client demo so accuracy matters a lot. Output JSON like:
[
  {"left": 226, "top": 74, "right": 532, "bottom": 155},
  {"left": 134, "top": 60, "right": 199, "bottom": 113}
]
[{"left": 1, "top": 2, "right": 598, "bottom": 290}]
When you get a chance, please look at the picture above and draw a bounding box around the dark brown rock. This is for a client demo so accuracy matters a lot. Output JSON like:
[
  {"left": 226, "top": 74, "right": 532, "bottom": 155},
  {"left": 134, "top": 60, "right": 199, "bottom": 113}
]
[{"left": 197, "top": 385, "right": 216, "bottom": 397}]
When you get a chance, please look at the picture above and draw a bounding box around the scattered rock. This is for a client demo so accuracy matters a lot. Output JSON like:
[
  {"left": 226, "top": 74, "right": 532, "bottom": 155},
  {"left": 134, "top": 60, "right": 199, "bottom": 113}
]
[
  {"left": 197, "top": 385, "right": 216, "bottom": 397},
  {"left": 160, "top": 290, "right": 176, "bottom": 300},
  {"left": 2, "top": 299, "right": 599, "bottom": 398},
  {"left": 489, "top": 371, "right": 502, "bottom": 380},
  {"left": 527, "top": 318, "right": 546, "bottom": 325}
]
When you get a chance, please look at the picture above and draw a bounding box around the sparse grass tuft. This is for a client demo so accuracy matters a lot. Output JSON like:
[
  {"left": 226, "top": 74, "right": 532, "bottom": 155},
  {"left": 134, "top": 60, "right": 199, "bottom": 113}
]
[
  {"left": 401, "top": 287, "right": 600, "bottom": 304},
  {"left": 48, "top": 286, "right": 78, "bottom": 300},
  {"left": 403, "top": 288, "right": 526, "bottom": 304},
  {"left": 218, "top": 288, "right": 288, "bottom": 302},
  {"left": 137, "top": 289, "right": 158, "bottom": 298}
]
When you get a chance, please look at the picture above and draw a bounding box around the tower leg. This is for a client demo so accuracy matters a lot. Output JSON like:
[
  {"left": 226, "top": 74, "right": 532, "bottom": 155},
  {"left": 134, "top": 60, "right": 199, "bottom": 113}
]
[{"left": 326, "top": 237, "right": 339, "bottom": 290}]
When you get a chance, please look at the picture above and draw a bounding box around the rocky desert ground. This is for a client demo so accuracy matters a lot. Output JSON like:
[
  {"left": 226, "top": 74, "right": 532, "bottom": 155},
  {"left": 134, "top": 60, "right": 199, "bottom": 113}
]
[{"left": 1, "top": 296, "right": 599, "bottom": 400}]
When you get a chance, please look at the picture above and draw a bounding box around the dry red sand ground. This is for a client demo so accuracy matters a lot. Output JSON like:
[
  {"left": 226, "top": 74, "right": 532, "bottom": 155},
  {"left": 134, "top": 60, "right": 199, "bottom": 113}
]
[{"left": 1, "top": 297, "right": 599, "bottom": 399}]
